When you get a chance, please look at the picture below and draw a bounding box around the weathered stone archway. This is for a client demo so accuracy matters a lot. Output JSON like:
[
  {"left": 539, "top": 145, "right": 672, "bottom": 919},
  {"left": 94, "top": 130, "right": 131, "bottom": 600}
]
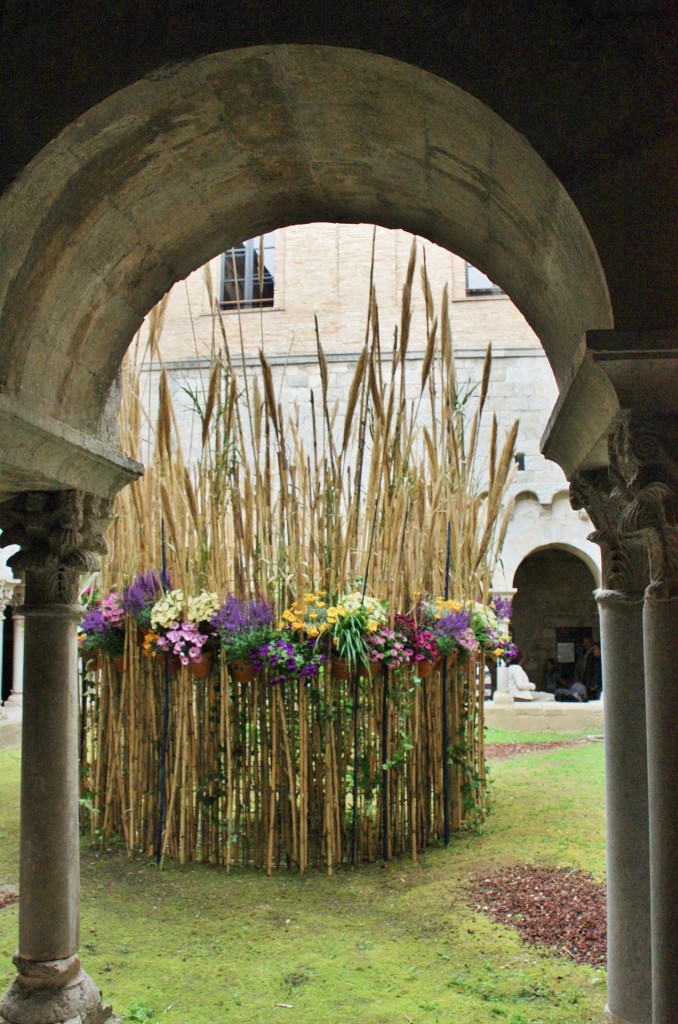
[{"left": 0, "top": 45, "right": 616, "bottom": 498}]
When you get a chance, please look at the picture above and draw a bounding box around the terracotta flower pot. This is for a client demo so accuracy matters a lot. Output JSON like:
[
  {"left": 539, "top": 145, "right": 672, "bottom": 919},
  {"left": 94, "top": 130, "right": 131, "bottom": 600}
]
[
  {"left": 415, "top": 658, "right": 434, "bottom": 678},
  {"left": 331, "top": 656, "right": 353, "bottom": 681},
  {"left": 162, "top": 654, "right": 182, "bottom": 674},
  {"left": 230, "top": 659, "right": 256, "bottom": 684},
  {"left": 331, "top": 656, "right": 372, "bottom": 681},
  {"left": 189, "top": 651, "right": 214, "bottom": 679}
]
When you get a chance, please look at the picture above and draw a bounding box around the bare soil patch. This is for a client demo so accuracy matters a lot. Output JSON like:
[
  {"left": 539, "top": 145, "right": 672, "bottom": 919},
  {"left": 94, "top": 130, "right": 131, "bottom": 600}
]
[
  {"left": 468, "top": 864, "right": 606, "bottom": 966},
  {"left": 0, "top": 885, "right": 18, "bottom": 910},
  {"left": 485, "top": 737, "right": 602, "bottom": 761}
]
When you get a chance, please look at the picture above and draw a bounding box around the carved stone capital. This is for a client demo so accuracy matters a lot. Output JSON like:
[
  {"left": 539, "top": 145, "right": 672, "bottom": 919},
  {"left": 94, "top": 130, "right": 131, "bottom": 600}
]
[
  {"left": 569, "top": 467, "right": 648, "bottom": 595},
  {"left": 610, "top": 410, "right": 678, "bottom": 598},
  {"left": 0, "top": 491, "right": 113, "bottom": 606}
]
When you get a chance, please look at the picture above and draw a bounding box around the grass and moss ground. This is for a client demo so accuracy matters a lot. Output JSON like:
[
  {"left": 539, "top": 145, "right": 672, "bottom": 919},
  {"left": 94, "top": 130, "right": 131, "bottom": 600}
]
[{"left": 0, "top": 737, "right": 606, "bottom": 1024}]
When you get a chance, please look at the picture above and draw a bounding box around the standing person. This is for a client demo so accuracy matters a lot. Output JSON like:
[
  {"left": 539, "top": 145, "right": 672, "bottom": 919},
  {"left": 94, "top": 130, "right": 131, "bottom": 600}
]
[
  {"left": 589, "top": 642, "right": 603, "bottom": 700},
  {"left": 575, "top": 635, "right": 596, "bottom": 695}
]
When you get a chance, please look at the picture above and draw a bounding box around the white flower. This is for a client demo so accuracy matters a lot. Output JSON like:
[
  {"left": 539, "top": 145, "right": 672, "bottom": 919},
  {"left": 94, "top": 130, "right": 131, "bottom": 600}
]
[
  {"left": 150, "top": 589, "right": 185, "bottom": 630},
  {"left": 186, "top": 590, "right": 220, "bottom": 623}
]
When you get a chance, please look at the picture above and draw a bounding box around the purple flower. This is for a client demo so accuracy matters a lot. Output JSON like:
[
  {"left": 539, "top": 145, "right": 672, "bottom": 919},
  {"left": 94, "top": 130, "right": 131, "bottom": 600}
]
[
  {"left": 81, "top": 607, "right": 108, "bottom": 634},
  {"left": 211, "top": 595, "right": 273, "bottom": 634},
  {"left": 434, "top": 607, "right": 472, "bottom": 640},
  {"left": 123, "top": 570, "right": 171, "bottom": 620},
  {"left": 490, "top": 596, "right": 513, "bottom": 621}
]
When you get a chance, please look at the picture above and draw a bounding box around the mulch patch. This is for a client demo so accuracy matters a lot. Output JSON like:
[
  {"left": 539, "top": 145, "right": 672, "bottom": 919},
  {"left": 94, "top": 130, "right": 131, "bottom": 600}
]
[
  {"left": 467, "top": 865, "right": 606, "bottom": 966},
  {"left": 0, "top": 886, "right": 18, "bottom": 910},
  {"left": 485, "top": 737, "right": 603, "bottom": 761}
]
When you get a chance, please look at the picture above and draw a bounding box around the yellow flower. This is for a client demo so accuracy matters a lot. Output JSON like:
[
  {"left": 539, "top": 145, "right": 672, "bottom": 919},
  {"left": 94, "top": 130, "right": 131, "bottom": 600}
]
[
  {"left": 277, "top": 619, "right": 285, "bottom": 630},
  {"left": 494, "top": 648, "right": 504, "bottom": 658},
  {"left": 309, "top": 612, "right": 318, "bottom": 620},
  {"left": 367, "top": 619, "right": 379, "bottom": 632},
  {"left": 143, "top": 630, "right": 159, "bottom": 651},
  {"left": 308, "top": 627, "right": 319, "bottom": 637},
  {"left": 336, "top": 605, "right": 345, "bottom": 617}
]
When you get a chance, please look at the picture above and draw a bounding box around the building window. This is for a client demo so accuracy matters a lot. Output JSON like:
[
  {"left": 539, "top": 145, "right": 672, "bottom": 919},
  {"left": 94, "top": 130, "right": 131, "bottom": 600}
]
[
  {"left": 221, "top": 233, "right": 275, "bottom": 309},
  {"left": 514, "top": 452, "right": 526, "bottom": 471},
  {"left": 465, "top": 262, "right": 503, "bottom": 296}
]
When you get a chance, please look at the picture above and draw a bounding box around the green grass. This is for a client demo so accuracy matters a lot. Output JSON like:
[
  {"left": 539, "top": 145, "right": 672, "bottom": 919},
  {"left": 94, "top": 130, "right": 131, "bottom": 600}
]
[{"left": 0, "top": 741, "right": 606, "bottom": 1023}]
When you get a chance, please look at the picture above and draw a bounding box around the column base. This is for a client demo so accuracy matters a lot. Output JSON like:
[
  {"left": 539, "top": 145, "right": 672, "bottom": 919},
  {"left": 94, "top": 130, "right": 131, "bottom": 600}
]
[
  {"left": 0, "top": 955, "right": 120, "bottom": 1024},
  {"left": 604, "top": 1004, "right": 648, "bottom": 1024}
]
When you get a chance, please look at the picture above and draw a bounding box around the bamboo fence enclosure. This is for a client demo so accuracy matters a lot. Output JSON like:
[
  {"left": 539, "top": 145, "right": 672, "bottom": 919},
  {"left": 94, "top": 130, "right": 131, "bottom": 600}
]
[
  {"left": 84, "top": 649, "right": 484, "bottom": 872},
  {"left": 81, "top": 241, "right": 514, "bottom": 872}
]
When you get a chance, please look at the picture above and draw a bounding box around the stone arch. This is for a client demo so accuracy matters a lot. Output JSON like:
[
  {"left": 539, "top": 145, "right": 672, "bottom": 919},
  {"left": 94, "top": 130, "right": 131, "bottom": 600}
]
[
  {"left": 512, "top": 541, "right": 601, "bottom": 592},
  {"left": 494, "top": 490, "right": 601, "bottom": 593},
  {"left": 510, "top": 543, "right": 601, "bottom": 683},
  {"left": 0, "top": 45, "right": 615, "bottom": 454}
]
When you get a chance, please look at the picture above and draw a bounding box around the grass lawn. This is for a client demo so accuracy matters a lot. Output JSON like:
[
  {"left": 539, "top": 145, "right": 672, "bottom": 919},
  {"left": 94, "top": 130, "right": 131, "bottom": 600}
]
[{"left": 0, "top": 739, "right": 606, "bottom": 1024}]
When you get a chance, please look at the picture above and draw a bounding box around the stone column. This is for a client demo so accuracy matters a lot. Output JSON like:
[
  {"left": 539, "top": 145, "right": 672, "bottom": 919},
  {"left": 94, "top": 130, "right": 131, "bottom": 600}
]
[
  {"left": 0, "top": 491, "right": 119, "bottom": 1024},
  {"left": 571, "top": 468, "right": 652, "bottom": 1024},
  {"left": 611, "top": 412, "right": 678, "bottom": 1024},
  {"left": 0, "top": 580, "right": 15, "bottom": 708},
  {"left": 7, "top": 605, "right": 23, "bottom": 709}
]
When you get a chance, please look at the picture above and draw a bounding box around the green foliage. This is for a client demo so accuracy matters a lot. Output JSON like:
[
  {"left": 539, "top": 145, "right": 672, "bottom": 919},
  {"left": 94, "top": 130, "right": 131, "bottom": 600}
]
[{"left": 126, "top": 1000, "right": 155, "bottom": 1022}]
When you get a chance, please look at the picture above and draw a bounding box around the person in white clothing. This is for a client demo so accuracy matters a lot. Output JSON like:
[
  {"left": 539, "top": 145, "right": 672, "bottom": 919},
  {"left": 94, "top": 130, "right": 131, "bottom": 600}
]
[{"left": 506, "top": 655, "right": 536, "bottom": 700}]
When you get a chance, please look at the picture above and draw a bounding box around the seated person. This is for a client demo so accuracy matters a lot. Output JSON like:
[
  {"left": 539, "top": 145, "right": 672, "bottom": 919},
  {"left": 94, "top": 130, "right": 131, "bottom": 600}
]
[
  {"left": 506, "top": 654, "right": 536, "bottom": 700},
  {"left": 543, "top": 658, "right": 560, "bottom": 694},
  {"left": 555, "top": 679, "right": 588, "bottom": 703}
]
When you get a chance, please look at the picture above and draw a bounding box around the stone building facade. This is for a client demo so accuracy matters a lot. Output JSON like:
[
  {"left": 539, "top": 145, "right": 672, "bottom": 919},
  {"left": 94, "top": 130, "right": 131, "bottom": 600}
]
[{"left": 142, "top": 223, "right": 601, "bottom": 683}]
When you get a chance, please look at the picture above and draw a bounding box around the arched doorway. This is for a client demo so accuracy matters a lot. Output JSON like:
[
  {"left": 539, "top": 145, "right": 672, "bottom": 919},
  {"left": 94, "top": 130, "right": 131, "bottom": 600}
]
[{"left": 511, "top": 546, "right": 600, "bottom": 688}]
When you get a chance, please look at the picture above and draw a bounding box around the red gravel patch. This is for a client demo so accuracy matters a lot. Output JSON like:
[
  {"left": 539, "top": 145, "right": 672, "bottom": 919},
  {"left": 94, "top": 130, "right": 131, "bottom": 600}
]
[
  {"left": 485, "top": 737, "right": 602, "bottom": 761},
  {"left": 468, "top": 864, "right": 606, "bottom": 966},
  {"left": 0, "top": 886, "right": 18, "bottom": 910}
]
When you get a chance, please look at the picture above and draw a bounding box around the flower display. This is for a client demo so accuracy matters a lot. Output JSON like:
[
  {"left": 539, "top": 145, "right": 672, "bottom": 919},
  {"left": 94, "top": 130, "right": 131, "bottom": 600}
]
[
  {"left": 394, "top": 614, "right": 439, "bottom": 669},
  {"left": 326, "top": 591, "right": 387, "bottom": 668},
  {"left": 366, "top": 626, "right": 412, "bottom": 671},
  {"left": 79, "top": 593, "right": 126, "bottom": 657},
  {"left": 252, "top": 634, "right": 328, "bottom": 685},
  {"left": 122, "top": 569, "right": 171, "bottom": 629},
  {"left": 212, "top": 595, "right": 275, "bottom": 664},
  {"left": 278, "top": 590, "right": 332, "bottom": 637},
  {"left": 150, "top": 589, "right": 186, "bottom": 630},
  {"left": 150, "top": 588, "right": 219, "bottom": 664},
  {"left": 431, "top": 606, "right": 478, "bottom": 658},
  {"left": 156, "top": 621, "right": 210, "bottom": 666},
  {"left": 490, "top": 595, "right": 513, "bottom": 622},
  {"left": 186, "top": 590, "right": 220, "bottom": 624},
  {"left": 86, "top": 577, "right": 514, "bottom": 676}
]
